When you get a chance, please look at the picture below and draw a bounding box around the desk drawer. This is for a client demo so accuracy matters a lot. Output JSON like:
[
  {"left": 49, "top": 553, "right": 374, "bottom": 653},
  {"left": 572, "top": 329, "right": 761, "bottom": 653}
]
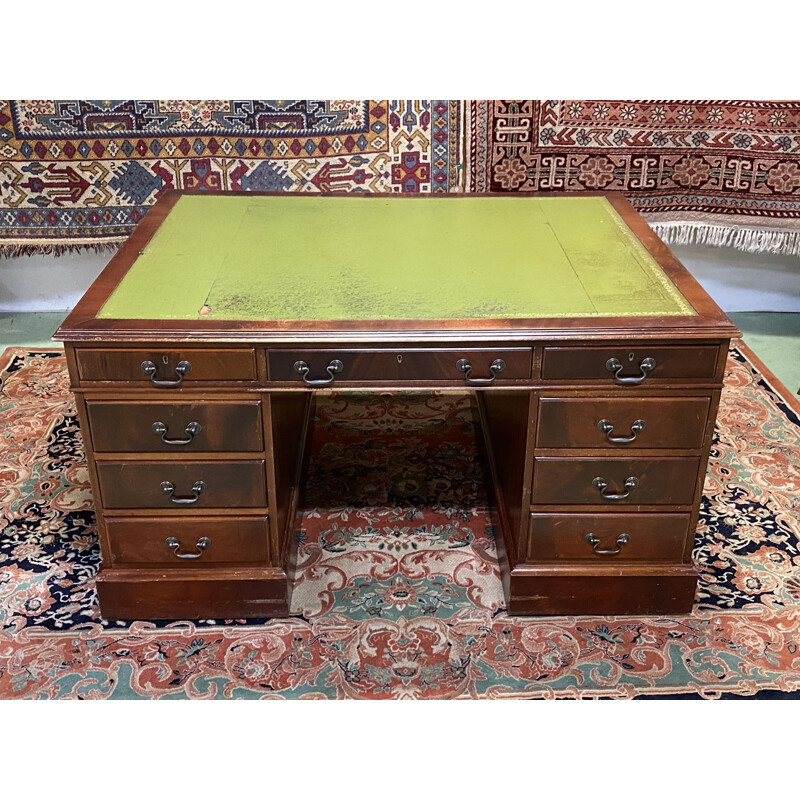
[
  {"left": 540, "top": 345, "right": 720, "bottom": 383},
  {"left": 97, "top": 460, "right": 267, "bottom": 509},
  {"left": 87, "top": 400, "right": 263, "bottom": 453},
  {"left": 526, "top": 512, "right": 691, "bottom": 562},
  {"left": 106, "top": 516, "right": 270, "bottom": 566},
  {"left": 76, "top": 348, "right": 257, "bottom": 384},
  {"left": 536, "top": 396, "right": 711, "bottom": 449},
  {"left": 532, "top": 456, "right": 700, "bottom": 506},
  {"left": 268, "top": 348, "right": 532, "bottom": 384}
]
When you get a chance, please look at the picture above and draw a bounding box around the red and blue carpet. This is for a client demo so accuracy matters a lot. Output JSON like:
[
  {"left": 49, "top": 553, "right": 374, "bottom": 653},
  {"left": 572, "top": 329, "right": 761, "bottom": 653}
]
[{"left": 0, "top": 345, "right": 798, "bottom": 699}]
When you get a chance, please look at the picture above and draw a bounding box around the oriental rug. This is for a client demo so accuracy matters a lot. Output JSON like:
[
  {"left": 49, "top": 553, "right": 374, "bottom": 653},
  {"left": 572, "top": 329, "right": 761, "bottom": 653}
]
[
  {"left": 0, "top": 100, "right": 460, "bottom": 253},
  {"left": 5, "top": 100, "right": 800, "bottom": 257},
  {"left": 1, "top": 345, "right": 799, "bottom": 699},
  {"left": 466, "top": 101, "right": 800, "bottom": 256}
]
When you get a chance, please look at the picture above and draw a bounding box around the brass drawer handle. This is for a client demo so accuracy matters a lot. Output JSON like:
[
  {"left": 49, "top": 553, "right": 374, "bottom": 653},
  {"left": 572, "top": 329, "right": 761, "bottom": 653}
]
[
  {"left": 597, "top": 418, "right": 646, "bottom": 444},
  {"left": 293, "top": 359, "right": 344, "bottom": 386},
  {"left": 160, "top": 480, "right": 206, "bottom": 504},
  {"left": 592, "top": 475, "right": 638, "bottom": 500},
  {"left": 141, "top": 359, "right": 192, "bottom": 387},
  {"left": 456, "top": 358, "right": 506, "bottom": 385},
  {"left": 165, "top": 536, "right": 210, "bottom": 559},
  {"left": 605, "top": 357, "right": 656, "bottom": 385},
  {"left": 585, "top": 532, "right": 630, "bottom": 556},
  {"left": 152, "top": 421, "right": 202, "bottom": 445}
]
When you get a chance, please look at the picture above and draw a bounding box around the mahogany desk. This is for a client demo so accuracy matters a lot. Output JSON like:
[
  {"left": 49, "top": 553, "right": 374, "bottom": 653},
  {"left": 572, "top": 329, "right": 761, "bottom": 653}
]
[{"left": 54, "top": 191, "right": 740, "bottom": 620}]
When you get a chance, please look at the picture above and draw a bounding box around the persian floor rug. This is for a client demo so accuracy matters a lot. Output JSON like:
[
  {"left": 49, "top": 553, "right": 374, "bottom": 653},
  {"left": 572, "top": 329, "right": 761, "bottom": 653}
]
[
  {"left": 466, "top": 100, "right": 800, "bottom": 255},
  {"left": 0, "top": 100, "right": 460, "bottom": 253},
  {"left": 1, "top": 344, "right": 799, "bottom": 700}
]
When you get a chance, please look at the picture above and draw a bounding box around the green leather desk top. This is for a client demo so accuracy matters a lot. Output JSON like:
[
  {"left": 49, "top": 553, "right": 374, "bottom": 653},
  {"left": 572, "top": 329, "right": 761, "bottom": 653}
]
[{"left": 97, "top": 195, "right": 695, "bottom": 321}]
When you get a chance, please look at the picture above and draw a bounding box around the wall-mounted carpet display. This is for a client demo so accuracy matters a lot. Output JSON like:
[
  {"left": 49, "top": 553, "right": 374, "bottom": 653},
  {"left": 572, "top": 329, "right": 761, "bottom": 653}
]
[
  {"left": 466, "top": 101, "right": 800, "bottom": 256},
  {"left": 1, "top": 100, "right": 799, "bottom": 256},
  {"left": 0, "top": 100, "right": 461, "bottom": 255}
]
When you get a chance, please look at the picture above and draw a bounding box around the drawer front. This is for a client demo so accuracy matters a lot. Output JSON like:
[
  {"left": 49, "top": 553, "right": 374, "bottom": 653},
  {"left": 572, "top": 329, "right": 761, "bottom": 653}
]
[
  {"left": 87, "top": 400, "right": 263, "bottom": 453},
  {"left": 97, "top": 460, "right": 267, "bottom": 509},
  {"left": 106, "top": 516, "right": 270, "bottom": 566},
  {"left": 532, "top": 457, "right": 700, "bottom": 505},
  {"left": 540, "top": 345, "right": 720, "bottom": 382},
  {"left": 527, "top": 512, "right": 691, "bottom": 562},
  {"left": 268, "top": 348, "right": 532, "bottom": 384},
  {"left": 537, "top": 396, "right": 711, "bottom": 449},
  {"left": 76, "top": 348, "right": 257, "bottom": 383}
]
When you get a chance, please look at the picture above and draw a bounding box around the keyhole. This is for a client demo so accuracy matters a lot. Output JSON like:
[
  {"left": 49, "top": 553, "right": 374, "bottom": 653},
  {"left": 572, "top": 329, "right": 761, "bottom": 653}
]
[
  {"left": 162, "top": 355, "right": 169, "bottom": 365},
  {"left": 628, "top": 352, "right": 635, "bottom": 362},
  {"left": 397, "top": 354, "right": 403, "bottom": 364}
]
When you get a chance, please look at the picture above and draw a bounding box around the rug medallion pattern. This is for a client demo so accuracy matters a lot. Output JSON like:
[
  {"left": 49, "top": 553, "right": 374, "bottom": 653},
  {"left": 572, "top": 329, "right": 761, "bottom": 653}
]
[{"left": 1, "top": 346, "right": 799, "bottom": 699}]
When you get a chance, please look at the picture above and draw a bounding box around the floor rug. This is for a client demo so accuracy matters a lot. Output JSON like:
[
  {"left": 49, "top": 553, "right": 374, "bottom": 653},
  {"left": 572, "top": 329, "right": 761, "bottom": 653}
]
[
  {"left": 1, "top": 344, "right": 799, "bottom": 699},
  {"left": 465, "top": 100, "right": 800, "bottom": 256}
]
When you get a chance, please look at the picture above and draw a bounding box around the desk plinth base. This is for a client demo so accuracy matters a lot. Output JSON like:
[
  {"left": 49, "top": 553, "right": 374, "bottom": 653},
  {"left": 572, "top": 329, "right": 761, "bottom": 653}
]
[
  {"left": 95, "top": 566, "right": 290, "bottom": 620},
  {"left": 506, "top": 564, "right": 698, "bottom": 617}
]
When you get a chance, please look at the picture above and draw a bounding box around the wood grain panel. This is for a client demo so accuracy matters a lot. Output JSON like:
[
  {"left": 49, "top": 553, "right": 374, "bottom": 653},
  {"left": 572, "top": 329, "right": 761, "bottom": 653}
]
[
  {"left": 526, "top": 512, "right": 691, "bottom": 562},
  {"left": 95, "top": 566, "right": 288, "bottom": 619},
  {"left": 266, "top": 392, "right": 313, "bottom": 567},
  {"left": 76, "top": 347, "right": 257, "bottom": 382},
  {"left": 540, "top": 345, "right": 720, "bottom": 382},
  {"left": 268, "top": 348, "right": 532, "bottom": 383},
  {"left": 96, "top": 460, "right": 267, "bottom": 509},
  {"left": 476, "top": 390, "right": 533, "bottom": 570},
  {"left": 87, "top": 400, "right": 263, "bottom": 452},
  {"left": 508, "top": 568, "right": 698, "bottom": 615},
  {"left": 106, "top": 516, "right": 270, "bottom": 565},
  {"left": 532, "top": 456, "right": 700, "bottom": 505},
  {"left": 536, "top": 396, "right": 710, "bottom": 449}
]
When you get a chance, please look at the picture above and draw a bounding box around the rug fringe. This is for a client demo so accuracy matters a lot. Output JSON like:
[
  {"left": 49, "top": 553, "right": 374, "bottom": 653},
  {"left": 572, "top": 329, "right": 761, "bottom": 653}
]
[
  {"left": 4, "top": 223, "right": 800, "bottom": 259},
  {"left": 0, "top": 241, "right": 123, "bottom": 258},
  {"left": 649, "top": 221, "right": 800, "bottom": 257}
]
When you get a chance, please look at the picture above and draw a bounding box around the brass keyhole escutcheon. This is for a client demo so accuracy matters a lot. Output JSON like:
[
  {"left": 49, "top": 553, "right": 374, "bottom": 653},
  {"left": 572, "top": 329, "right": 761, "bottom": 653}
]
[
  {"left": 397, "top": 354, "right": 403, "bottom": 364},
  {"left": 628, "top": 352, "right": 635, "bottom": 362},
  {"left": 162, "top": 355, "right": 169, "bottom": 365}
]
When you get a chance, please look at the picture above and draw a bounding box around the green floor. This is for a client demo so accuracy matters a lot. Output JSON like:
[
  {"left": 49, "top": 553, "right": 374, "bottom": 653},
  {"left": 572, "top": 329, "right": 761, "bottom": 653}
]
[
  {"left": 1, "top": 310, "right": 799, "bottom": 398},
  {"left": 0, "top": 312, "right": 69, "bottom": 349},
  {"left": 729, "top": 312, "right": 800, "bottom": 396}
]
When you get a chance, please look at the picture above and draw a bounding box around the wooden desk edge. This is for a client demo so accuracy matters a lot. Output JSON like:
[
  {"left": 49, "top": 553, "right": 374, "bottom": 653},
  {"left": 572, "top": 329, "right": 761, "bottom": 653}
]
[{"left": 52, "top": 190, "right": 740, "bottom": 345}]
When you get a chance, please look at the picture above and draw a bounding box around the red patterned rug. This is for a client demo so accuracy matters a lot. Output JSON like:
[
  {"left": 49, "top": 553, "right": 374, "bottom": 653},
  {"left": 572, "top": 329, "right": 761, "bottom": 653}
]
[
  {"left": 466, "top": 100, "right": 800, "bottom": 255},
  {"left": 4, "top": 100, "right": 800, "bottom": 256},
  {"left": 1, "top": 345, "right": 799, "bottom": 699}
]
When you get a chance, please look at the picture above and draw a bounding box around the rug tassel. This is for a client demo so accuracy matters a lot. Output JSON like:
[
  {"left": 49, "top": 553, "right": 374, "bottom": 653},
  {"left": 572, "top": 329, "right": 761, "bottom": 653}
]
[
  {"left": 4, "top": 223, "right": 800, "bottom": 259},
  {"left": 648, "top": 221, "right": 800, "bottom": 257},
  {"left": 0, "top": 241, "right": 123, "bottom": 258}
]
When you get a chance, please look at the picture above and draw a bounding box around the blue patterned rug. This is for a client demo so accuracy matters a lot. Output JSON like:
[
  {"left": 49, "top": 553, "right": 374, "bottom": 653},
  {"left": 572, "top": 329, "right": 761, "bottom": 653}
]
[{"left": 1, "top": 345, "right": 799, "bottom": 698}]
